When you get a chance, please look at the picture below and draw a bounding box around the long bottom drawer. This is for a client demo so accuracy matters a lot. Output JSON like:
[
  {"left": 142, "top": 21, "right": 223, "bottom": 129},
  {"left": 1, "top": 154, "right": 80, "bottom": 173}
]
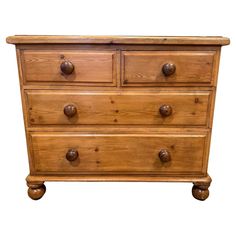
[{"left": 29, "top": 131, "right": 209, "bottom": 175}]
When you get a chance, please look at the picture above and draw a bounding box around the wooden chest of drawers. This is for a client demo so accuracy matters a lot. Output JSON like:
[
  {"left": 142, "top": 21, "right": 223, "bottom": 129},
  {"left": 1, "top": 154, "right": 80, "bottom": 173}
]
[{"left": 7, "top": 35, "right": 229, "bottom": 200}]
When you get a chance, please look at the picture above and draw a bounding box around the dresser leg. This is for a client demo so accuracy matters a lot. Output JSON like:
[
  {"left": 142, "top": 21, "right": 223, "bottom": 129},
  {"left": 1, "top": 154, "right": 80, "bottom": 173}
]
[
  {"left": 27, "top": 181, "right": 46, "bottom": 200},
  {"left": 192, "top": 176, "right": 212, "bottom": 201}
]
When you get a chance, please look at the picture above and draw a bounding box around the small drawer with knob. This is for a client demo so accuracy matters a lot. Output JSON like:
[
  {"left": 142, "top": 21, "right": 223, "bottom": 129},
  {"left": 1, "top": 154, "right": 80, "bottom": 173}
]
[
  {"left": 121, "top": 51, "right": 216, "bottom": 86},
  {"left": 26, "top": 90, "right": 211, "bottom": 126},
  {"left": 29, "top": 131, "right": 208, "bottom": 174},
  {"left": 21, "top": 50, "right": 117, "bottom": 86}
]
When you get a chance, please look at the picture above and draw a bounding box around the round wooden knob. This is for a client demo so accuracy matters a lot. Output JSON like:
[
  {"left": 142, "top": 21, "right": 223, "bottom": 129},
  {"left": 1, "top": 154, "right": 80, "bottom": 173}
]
[
  {"left": 159, "top": 104, "right": 172, "bottom": 117},
  {"left": 159, "top": 149, "right": 171, "bottom": 162},
  {"left": 64, "top": 104, "right": 77, "bottom": 118},
  {"left": 60, "top": 61, "right": 74, "bottom": 75},
  {"left": 66, "top": 149, "right": 79, "bottom": 162},
  {"left": 162, "top": 63, "right": 176, "bottom": 76}
]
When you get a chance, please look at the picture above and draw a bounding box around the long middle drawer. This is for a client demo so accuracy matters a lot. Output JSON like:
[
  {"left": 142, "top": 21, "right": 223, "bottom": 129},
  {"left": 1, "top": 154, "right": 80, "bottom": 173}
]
[{"left": 26, "top": 90, "right": 211, "bottom": 126}]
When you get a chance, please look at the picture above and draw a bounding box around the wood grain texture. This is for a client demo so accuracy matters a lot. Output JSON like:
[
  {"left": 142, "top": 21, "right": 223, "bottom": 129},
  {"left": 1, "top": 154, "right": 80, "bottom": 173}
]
[
  {"left": 16, "top": 44, "right": 222, "bottom": 53},
  {"left": 122, "top": 51, "right": 215, "bottom": 85},
  {"left": 26, "top": 127, "right": 210, "bottom": 133},
  {"left": 29, "top": 132, "right": 208, "bottom": 174},
  {"left": 26, "top": 174, "right": 211, "bottom": 182},
  {"left": 22, "top": 50, "right": 117, "bottom": 85},
  {"left": 16, "top": 44, "right": 223, "bottom": 87},
  {"left": 6, "top": 35, "right": 230, "bottom": 45},
  {"left": 26, "top": 90, "right": 211, "bottom": 126},
  {"left": 16, "top": 49, "right": 35, "bottom": 171},
  {"left": 22, "top": 85, "right": 215, "bottom": 91},
  {"left": 7, "top": 35, "right": 229, "bottom": 200}
]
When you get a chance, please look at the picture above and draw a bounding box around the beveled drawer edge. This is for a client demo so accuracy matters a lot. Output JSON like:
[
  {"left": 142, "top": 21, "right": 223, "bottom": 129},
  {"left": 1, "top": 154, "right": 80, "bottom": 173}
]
[
  {"left": 28, "top": 130, "right": 209, "bottom": 175},
  {"left": 24, "top": 89, "right": 213, "bottom": 128},
  {"left": 121, "top": 50, "right": 217, "bottom": 86},
  {"left": 19, "top": 49, "right": 118, "bottom": 87}
]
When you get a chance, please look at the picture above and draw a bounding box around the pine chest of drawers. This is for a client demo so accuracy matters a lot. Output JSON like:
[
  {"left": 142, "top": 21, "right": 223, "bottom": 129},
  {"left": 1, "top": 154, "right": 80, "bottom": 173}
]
[{"left": 7, "top": 35, "right": 229, "bottom": 200}]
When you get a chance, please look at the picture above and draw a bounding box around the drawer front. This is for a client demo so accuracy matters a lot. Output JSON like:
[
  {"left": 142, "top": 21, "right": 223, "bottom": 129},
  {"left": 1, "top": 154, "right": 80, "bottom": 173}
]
[
  {"left": 26, "top": 90, "right": 211, "bottom": 126},
  {"left": 30, "top": 132, "right": 207, "bottom": 174},
  {"left": 122, "top": 51, "right": 216, "bottom": 86},
  {"left": 22, "top": 50, "right": 117, "bottom": 85}
]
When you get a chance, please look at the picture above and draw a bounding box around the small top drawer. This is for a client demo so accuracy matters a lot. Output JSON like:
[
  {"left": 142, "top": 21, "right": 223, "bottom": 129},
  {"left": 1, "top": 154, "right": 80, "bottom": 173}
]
[
  {"left": 21, "top": 50, "right": 117, "bottom": 86},
  {"left": 121, "top": 51, "right": 216, "bottom": 86}
]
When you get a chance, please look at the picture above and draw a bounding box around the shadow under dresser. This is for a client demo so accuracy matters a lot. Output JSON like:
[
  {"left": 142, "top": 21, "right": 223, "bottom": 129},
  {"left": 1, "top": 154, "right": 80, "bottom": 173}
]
[{"left": 6, "top": 35, "right": 230, "bottom": 200}]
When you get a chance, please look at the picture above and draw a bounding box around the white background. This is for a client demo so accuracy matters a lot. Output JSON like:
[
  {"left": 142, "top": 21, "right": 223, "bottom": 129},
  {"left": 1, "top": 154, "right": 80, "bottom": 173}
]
[{"left": 0, "top": 0, "right": 235, "bottom": 235}]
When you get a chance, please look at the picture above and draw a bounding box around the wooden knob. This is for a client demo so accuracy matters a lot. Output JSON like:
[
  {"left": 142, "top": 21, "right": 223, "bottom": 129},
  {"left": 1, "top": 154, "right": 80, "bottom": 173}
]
[
  {"left": 66, "top": 149, "right": 79, "bottom": 162},
  {"left": 159, "top": 104, "right": 172, "bottom": 117},
  {"left": 60, "top": 61, "right": 74, "bottom": 75},
  {"left": 64, "top": 104, "right": 77, "bottom": 118},
  {"left": 162, "top": 63, "right": 176, "bottom": 76},
  {"left": 159, "top": 149, "right": 171, "bottom": 162}
]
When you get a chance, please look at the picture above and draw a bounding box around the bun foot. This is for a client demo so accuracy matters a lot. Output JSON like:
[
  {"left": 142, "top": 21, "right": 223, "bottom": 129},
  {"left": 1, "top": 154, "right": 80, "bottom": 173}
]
[
  {"left": 27, "top": 182, "right": 46, "bottom": 200},
  {"left": 192, "top": 177, "right": 212, "bottom": 201}
]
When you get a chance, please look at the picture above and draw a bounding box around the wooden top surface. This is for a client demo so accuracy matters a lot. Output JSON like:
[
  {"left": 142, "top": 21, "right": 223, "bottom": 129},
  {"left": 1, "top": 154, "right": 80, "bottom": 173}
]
[{"left": 6, "top": 35, "right": 230, "bottom": 45}]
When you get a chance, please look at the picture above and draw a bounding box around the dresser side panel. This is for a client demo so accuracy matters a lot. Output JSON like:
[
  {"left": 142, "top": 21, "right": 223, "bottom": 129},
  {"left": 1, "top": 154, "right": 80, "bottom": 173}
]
[{"left": 16, "top": 47, "right": 34, "bottom": 172}]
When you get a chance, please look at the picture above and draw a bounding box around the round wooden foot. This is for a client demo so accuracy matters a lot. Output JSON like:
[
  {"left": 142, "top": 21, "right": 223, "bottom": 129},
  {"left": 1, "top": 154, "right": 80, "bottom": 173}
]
[
  {"left": 192, "top": 185, "right": 209, "bottom": 201},
  {"left": 27, "top": 182, "right": 46, "bottom": 200},
  {"left": 192, "top": 178, "right": 211, "bottom": 201}
]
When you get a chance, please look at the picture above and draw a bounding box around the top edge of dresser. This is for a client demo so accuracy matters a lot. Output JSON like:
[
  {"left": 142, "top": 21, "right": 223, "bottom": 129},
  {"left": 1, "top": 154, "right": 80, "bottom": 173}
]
[{"left": 6, "top": 35, "right": 230, "bottom": 45}]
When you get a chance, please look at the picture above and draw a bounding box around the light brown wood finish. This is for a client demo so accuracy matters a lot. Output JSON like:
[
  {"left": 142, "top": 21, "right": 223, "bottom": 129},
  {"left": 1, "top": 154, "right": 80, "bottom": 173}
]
[
  {"left": 22, "top": 50, "right": 117, "bottom": 86},
  {"left": 122, "top": 51, "right": 215, "bottom": 86},
  {"left": 7, "top": 35, "right": 229, "bottom": 200},
  {"left": 6, "top": 35, "right": 230, "bottom": 45},
  {"left": 15, "top": 45, "right": 222, "bottom": 87},
  {"left": 26, "top": 173, "right": 212, "bottom": 182},
  {"left": 29, "top": 132, "right": 208, "bottom": 174},
  {"left": 26, "top": 90, "right": 211, "bottom": 126}
]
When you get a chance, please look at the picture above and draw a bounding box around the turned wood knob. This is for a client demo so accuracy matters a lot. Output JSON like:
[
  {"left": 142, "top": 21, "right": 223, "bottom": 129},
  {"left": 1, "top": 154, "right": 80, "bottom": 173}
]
[
  {"left": 64, "top": 104, "right": 77, "bottom": 118},
  {"left": 60, "top": 61, "right": 74, "bottom": 75},
  {"left": 159, "top": 104, "right": 172, "bottom": 117},
  {"left": 66, "top": 149, "right": 79, "bottom": 162},
  {"left": 159, "top": 149, "right": 171, "bottom": 162},
  {"left": 162, "top": 63, "right": 176, "bottom": 76}
]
